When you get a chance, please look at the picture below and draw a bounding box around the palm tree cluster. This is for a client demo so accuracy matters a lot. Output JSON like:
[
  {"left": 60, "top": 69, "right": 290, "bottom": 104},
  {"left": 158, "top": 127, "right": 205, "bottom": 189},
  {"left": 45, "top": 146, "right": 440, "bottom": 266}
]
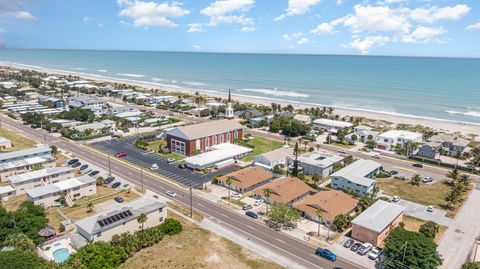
[{"left": 444, "top": 168, "right": 471, "bottom": 209}]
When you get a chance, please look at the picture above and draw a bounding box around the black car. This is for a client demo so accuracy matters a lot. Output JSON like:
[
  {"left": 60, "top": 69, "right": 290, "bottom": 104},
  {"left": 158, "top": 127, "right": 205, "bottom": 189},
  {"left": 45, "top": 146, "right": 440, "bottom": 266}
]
[
  {"left": 67, "top": 159, "right": 79, "bottom": 165},
  {"left": 111, "top": 182, "right": 121, "bottom": 188},
  {"left": 71, "top": 162, "right": 82, "bottom": 168},
  {"left": 30, "top": 124, "right": 40, "bottom": 129},
  {"left": 389, "top": 170, "right": 398, "bottom": 176},
  {"left": 105, "top": 176, "right": 115, "bottom": 184},
  {"left": 88, "top": 171, "right": 99, "bottom": 177},
  {"left": 114, "top": 197, "right": 124, "bottom": 203},
  {"left": 343, "top": 239, "right": 355, "bottom": 248},
  {"left": 413, "top": 163, "right": 423, "bottom": 168},
  {"left": 80, "top": 164, "right": 89, "bottom": 170},
  {"left": 350, "top": 242, "right": 362, "bottom": 252},
  {"left": 245, "top": 211, "right": 258, "bottom": 219},
  {"left": 178, "top": 163, "right": 186, "bottom": 169}
]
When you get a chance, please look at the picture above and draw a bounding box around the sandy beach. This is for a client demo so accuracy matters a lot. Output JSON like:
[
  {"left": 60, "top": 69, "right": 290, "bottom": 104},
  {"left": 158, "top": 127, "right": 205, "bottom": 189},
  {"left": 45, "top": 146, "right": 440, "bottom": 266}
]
[{"left": 6, "top": 64, "right": 480, "bottom": 136}]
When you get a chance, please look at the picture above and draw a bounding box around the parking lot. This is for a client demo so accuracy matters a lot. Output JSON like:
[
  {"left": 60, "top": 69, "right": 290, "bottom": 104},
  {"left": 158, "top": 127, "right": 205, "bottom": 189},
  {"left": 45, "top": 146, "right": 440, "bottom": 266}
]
[{"left": 91, "top": 136, "right": 238, "bottom": 189}]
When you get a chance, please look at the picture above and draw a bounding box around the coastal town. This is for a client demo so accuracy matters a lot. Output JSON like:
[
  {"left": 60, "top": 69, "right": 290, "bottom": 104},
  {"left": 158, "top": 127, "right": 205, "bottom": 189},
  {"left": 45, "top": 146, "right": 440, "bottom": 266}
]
[{"left": 0, "top": 66, "right": 480, "bottom": 269}]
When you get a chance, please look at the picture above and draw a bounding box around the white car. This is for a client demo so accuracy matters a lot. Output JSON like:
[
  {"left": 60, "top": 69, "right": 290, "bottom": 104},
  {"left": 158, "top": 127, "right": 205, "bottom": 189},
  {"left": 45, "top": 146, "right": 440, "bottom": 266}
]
[
  {"left": 423, "top": 177, "right": 433, "bottom": 183},
  {"left": 150, "top": 163, "right": 159, "bottom": 171},
  {"left": 372, "top": 154, "right": 381, "bottom": 159},
  {"left": 166, "top": 190, "right": 177, "bottom": 198},
  {"left": 427, "top": 205, "right": 435, "bottom": 212},
  {"left": 254, "top": 199, "right": 264, "bottom": 206},
  {"left": 357, "top": 243, "right": 373, "bottom": 256},
  {"left": 167, "top": 158, "right": 176, "bottom": 163},
  {"left": 368, "top": 248, "right": 383, "bottom": 260},
  {"left": 337, "top": 149, "right": 346, "bottom": 154},
  {"left": 392, "top": 196, "right": 400, "bottom": 202}
]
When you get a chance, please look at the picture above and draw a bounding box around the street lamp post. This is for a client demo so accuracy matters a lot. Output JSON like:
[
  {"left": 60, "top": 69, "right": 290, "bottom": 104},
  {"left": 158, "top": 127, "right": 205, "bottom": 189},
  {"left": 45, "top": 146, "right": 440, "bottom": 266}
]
[
  {"left": 107, "top": 154, "right": 111, "bottom": 176},
  {"left": 189, "top": 183, "right": 193, "bottom": 218},
  {"left": 140, "top": 168, "right": 144, "bottom": 193}
]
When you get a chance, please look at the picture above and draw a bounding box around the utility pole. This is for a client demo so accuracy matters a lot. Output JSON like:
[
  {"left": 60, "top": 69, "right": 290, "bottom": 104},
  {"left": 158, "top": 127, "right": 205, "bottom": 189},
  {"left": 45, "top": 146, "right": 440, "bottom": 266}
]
[
  {"left": 189, "top": 182, "right": 193, "bottom": 218},
  {"left": 140, "top": 168, "right": 144, "bottom": 193},
  {"left": 107, "top": 154, "right": 111, "bottom": 176}
]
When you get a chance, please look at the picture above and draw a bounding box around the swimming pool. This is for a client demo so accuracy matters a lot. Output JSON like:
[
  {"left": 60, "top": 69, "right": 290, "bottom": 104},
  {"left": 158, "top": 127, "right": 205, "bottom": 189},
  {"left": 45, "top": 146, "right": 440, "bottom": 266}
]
[{"left": 52, "top": 248, "right": 70, "bottom": 263}]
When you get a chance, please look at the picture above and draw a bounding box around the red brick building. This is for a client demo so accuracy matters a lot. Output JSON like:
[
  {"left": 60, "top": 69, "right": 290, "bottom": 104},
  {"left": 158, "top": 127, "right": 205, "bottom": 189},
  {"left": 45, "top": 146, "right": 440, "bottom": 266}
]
[{"left": 166, "top": 120, "right": 244, "bottom": 156}]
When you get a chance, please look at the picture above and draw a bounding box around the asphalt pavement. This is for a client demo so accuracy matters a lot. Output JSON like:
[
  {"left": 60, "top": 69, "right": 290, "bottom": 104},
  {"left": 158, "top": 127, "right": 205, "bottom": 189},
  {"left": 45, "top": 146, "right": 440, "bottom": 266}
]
[{"left": 1, "top": 116, "right": 366, "bottom": 269}]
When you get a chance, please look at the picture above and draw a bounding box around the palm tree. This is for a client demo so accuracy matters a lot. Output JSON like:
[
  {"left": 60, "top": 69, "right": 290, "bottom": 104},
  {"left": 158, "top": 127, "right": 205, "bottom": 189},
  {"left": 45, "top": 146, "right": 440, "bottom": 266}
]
[
  {"left": 312, "top": 174, "right": 320, "bottom": 188},
  {"left": 447, "top": 169, "right": 459, "bottom": 186},
  {"left": 137, "top": 213, "right": 148, "bottom": 231},
  {"left": 316, "top": 208, "right": 324, "bottom": 237},
  {"left": 303, "top": 140, "right": 308, "bottom": 149},
  {"left": 315, "top": 144, "right": 321, "bottom": 151},
  {"left": 410, "top": 174, "right": 422, "bottom": 186},
  {"left": 226, "top": 177, "right": 233, "bottom": 200},
  {"left": 263, "top": 188, "right": 272, "bottom": 214},
  {"left": 87, "top": 202, "right": 94, "bottom": 213},
  {"left": 459, "top": 174, "right": 471, "bottom": 187},
  {"left": 371, "top": 185, "right": 380, "bottom": 198}
]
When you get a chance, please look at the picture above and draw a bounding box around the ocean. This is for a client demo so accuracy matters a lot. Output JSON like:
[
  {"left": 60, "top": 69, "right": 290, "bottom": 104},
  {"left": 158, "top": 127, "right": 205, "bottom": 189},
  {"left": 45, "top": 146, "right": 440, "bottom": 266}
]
[{"left": 1, "top": 49, "right": 479, "bottom": 125}]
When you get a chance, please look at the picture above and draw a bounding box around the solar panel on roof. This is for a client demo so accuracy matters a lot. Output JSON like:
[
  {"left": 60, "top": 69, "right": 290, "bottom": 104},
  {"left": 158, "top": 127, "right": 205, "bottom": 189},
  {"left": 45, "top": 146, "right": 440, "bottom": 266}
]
[
  {"left": 97, "top": 220, "right": 104, "bottom": 227},
  {"left": 126, "top": 210, "right": 133, "bottom": 216}
]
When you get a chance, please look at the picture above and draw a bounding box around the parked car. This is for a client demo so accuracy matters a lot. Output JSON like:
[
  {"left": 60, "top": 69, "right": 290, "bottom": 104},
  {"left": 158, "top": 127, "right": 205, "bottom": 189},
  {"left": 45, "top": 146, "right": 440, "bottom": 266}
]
[
  {"left": 368, "top": 247, "right": 383, "bottom": 260},
  {"left": 357, "top": 243, "right": 373, "bottom": 255},
  {"left": 245, "top": 211, "right": 258, "bottom": 219},
  {"left": 111, "top": 182, "right": 121, "bottom": 188},
  {"left": 242, "top": 204, "right": 253, "bottom": 211},
  {"left": 372, "top": 154, "right": 381, "bottom": 159},
  {"left": 88, "top": 171, "right": 99, "bottom": 177},
  {"left": 392, "top": 195, "right": 400, "bottom": 202},
  {"left": 315, "top": 248, "right": 337, "bottom": 261},
  {"left": 423, "top": 176, "right": 433, "bottom": 183},
  {"left": 427, "top": 205, "right": 435, "bottom": 212},
  {"left": 150, "top": 163, "right": 159, "bottom": 171},
  {"left": 166, "top": 190, "right": 177, "bottom": 198},
  {"left": 178, "top": 163, "right": 186, "bottom": 169},
  {"left": 350, "top": 242, "right": 362, "bottom": 252},
  {"left": 337, "top": 149, "right": 346, "bottom": 154},
  {"left": 67, "top": 159, "right": 79, "bottom": 165},
  {"left": 114, "top": 197, "right": 124, "bottom": 203},
  {"left": 254, "top": 199, "right": 264, "bottom": 206},
  {"left": 389, "top": 170, "right": 398, "bottom": 176},
  {"left": 394, "top": 175, "right": 407, "bottom": 180},
  {"left": 30, "top": 124, "right": 41, "bottom": 129},
  {"left": 413, "top": 163, "right": 423, "bottom": 168},
  {"left": 71, "top": 162, "right": 82, "bottom": 168},
  {"left": 115, "top": 152, "right": 128, "bottom": 158},
  {"left": 343, "top": 239, "right": 355, "bottom": 248},
  {"left": 79, "top": 164, "right": 89, "bottom": 170},
  {"left": 167, "top": 158, "right": 176, "bottom": 163},
  {"left": 105, "top": 176, "right": 115, "bottom": 184}
]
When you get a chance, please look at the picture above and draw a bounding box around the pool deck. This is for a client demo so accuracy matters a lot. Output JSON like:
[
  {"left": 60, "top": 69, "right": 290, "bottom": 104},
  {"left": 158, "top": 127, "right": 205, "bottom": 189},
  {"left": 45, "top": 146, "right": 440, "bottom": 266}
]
[{"left": 39, "top": 238, "right": 75, "bottom": 263}]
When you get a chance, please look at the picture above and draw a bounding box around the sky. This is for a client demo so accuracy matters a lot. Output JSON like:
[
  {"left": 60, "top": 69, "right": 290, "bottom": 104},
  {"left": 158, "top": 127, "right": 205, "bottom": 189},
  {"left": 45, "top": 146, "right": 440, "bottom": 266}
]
[{"left": 0, "top": 0, "right": 479, "bottom": 57}]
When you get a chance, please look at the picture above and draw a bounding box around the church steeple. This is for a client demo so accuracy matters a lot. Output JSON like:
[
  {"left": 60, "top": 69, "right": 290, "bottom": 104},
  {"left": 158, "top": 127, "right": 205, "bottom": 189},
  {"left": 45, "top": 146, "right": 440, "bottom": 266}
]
[
  {"left": 228, "top": 89, "right": 232, "bottom": 103},
  {"left": 225, "top": 89, "right": 234, "bottom": 119}
]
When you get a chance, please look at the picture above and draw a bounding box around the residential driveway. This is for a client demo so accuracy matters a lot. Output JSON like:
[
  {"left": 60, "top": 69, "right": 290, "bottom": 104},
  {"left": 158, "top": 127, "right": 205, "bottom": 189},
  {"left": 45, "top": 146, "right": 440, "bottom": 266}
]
[
  {"left": 91, "top": 137, "right": 238, "bottom": 189},
  {"left": 395, "top": 199, "right": 452, "bottom": 226},
  {"left": 439, "top": 190, "right": 480, "bottom": 269}
]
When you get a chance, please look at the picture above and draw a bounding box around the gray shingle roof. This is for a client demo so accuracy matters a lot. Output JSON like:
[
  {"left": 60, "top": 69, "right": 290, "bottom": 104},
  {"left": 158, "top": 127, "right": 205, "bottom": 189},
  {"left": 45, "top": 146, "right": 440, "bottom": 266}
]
[
  {"left": 351, "top": 200, "right": 404, "bottom": 233},
  {"left": 166, "top": 119, "right": 243, "bottom": 140}
]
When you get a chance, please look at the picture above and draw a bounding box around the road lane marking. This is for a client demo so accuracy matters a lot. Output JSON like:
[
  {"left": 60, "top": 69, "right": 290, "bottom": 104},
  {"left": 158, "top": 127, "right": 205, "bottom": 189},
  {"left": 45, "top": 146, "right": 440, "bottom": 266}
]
[{"left": 276, "top": 238, "right": 286, "bottom": 244}]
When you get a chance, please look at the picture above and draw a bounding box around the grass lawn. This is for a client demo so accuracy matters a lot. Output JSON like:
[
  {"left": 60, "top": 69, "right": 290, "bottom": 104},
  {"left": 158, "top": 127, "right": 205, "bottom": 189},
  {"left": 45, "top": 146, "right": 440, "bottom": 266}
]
[
  {"left": 402, "top": 215, "right": 447, "bottom": 243},
  {"left": 55, "top": 153, "right": 69, "bottom": 167},
  {"left": 160, "top": 152, "right": 185, "bottom": 161},
  {"left": 242, "top": 136, "right": 283, "bottom": 162},
  {"left": 3, "top": 194, "right": 27, "bottom": 211},
  {"left": 376, "top": 178, "right": 467, "bottom": 218},
  {"left": 0, "top": 127, "right": 36, "bottom": 151},
  {"left": 119, "top": 213, "right": 285, "bottom": 269},
  {"left": 146, "top": 140, "right": 166, "bottom": 152}
]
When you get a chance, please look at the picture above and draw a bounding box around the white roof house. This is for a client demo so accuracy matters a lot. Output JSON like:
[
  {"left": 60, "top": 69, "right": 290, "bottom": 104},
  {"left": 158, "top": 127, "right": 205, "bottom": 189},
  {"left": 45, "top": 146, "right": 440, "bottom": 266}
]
[
  {"left": 75, "top": 197, "right": 167, "bottom": 242},
  {"left": 0, "top": 146, "right": 52, "bottom": 164},
  {"left": 184, "top": 143, "right": 252, "bottom": 170},
  {"left": 71, "top": 120, "right": 115, "bottom": 132},
  {"left": 313, "top": 119, "right": 353, "bottom": 130},
  {"left": 295, "top": 151, "right": 344, "bottom": 178},
  {"left": 376, "top": 130, "right": 423, "bottom": 151},
  {"left": 331, "top": 160, "right": 382, "bottom": 196},
  {"left": 8, "top": 166, "right": 74, "bottom": 185},
  {"left": 254, "top": 147, "right": 294, "bottom": 170},
  {"left": 352, "top": 200, "right": 404, "bottom": 233},
  {"left": 114, "top": 111, "right": 144, "bottom": 119},
  {"left": 25, "top": 176, "right": 96, "bottom": 199},
  {"left": 0, "top": 156, "right": 54, "bottom": 172},
  {"left": 0, "top": 185, "right": 15, "bottom": 199}
]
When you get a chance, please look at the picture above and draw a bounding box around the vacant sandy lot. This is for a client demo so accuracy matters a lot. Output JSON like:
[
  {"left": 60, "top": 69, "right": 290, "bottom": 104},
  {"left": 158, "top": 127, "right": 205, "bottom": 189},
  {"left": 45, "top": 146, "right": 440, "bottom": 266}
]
[{"left": 120, "top": 214, "right": 285, "bottom": 269}]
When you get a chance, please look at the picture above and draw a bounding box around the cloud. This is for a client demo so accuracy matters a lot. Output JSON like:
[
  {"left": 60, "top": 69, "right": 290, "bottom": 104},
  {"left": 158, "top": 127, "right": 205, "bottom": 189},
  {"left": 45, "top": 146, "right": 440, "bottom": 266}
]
[
  {"left": 344, "top": 35, "right": 390, "bottom": 54},
  {"left": 188, "top": 23, "right": 204, "bottom": 32},
  {"left": 275, "top": 0, "right": 321, "bottom": 21},
  {"left": 240, "top": 26, "right": 255, "bottom": 32},
  {"left": 193, "top": 45, "right": 201, "bottom": 49},
  {"left": 83, "top": 16, "right": 93, "bottom": 24},
  {"left": 466, "top": 22, "right": 480, "bottom": 31},
  {"left": 297, "top": 37, "right": 309, "bottom": 45},
  {"left": 201, "top": 0, "right": 255, "bottom": 26},
  {"left": 11, "top": 10, "right": 37, "bottom": 21},
  {"left": 118, "top": 1, "right": 190, "bottom": 28},
  {"left": 311, "top": 18, "right": 343, "bottom": 34},
  {"left": 343, "top": 5, "right": 410, "bottom": 35},
  {"left": 402, "top": 26, "right": 445, "bottom": 43},
  {"left": 407, "top": 4, "right": 470, "bottom": 24}
]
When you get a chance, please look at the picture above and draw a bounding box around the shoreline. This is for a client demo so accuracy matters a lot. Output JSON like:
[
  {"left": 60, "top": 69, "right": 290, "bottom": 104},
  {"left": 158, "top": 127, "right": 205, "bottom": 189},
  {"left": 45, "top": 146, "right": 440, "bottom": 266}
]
[{"left": 4, "top": 63, "right": 480, "bottom": 136}]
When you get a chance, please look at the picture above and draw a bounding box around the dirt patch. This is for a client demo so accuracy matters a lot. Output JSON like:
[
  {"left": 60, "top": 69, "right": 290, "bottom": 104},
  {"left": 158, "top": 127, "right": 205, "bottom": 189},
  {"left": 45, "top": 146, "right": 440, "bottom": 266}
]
[{"left": 119, "top": 214, "right": 285, "bottom": 269}]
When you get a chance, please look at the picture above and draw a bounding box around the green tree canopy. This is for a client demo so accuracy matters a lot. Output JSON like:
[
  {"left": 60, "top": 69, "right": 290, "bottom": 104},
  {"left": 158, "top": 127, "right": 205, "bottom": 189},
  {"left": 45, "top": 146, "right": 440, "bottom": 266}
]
[
  {"left": 268, "top": 203, "right": 301, "bottom": 225},
  {"left": 383, "top": 228, "right": 442, "bottom": 269},
  {"left": 66, "top": 241, "right": 127, "bottom": 269},
  {"left": 419, "top": 221, "right": 440, "bottom": 240},
  {"left": 461, "top": 262, "right": 480, "bottom": 269},
  {"left": 0, "top": 250, "right": 58, "bottom": 269}
]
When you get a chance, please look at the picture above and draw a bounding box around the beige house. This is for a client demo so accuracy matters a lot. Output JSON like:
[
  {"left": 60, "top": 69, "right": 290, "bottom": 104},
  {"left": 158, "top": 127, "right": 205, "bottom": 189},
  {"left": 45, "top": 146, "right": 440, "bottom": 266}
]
[
  {"left": 351, "top": 200, "right": 404, "bottom": 247},
  {"left": 0, "top": 156, "right": 56, "bottom": 181},
  {"left": 25, "top": 175, "right": 97, "bottom": 207},
  {"left": 75, "top": 197, "right": 167, "bottom": 242},
  {"left": 253, "top": 177, "right": 315, "bottom": 205},
  {"left": 8, "top": 166, "right": 75, "bottom": 195},
  {"left": 217, "top": 166, "right": 273, "bottom": 193},
  {"left": 0, "top": 186, "right": 16, "bottom": 201}
]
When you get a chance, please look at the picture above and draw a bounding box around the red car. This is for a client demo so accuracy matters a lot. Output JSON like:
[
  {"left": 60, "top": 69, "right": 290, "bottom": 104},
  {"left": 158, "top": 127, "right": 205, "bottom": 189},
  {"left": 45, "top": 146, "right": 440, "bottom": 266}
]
[{"left": 115, "top": 152, "right": 128, "bottom": 158}]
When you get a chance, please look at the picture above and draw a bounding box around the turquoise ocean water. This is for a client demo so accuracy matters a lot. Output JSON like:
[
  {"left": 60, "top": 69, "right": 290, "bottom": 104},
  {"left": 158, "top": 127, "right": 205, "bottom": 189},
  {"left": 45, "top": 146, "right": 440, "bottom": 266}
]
[{"left": 0, "top": 49, "right": 479, "bottom": 125}]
